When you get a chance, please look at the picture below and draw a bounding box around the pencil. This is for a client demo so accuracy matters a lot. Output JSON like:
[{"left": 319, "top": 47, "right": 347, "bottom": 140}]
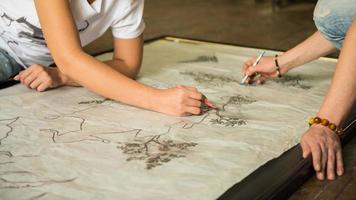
[{"left": 240, "top": 51, "right": 266, "bottom": 85}]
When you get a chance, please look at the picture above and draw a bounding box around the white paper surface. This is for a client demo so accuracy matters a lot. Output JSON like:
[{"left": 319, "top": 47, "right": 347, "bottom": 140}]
[{"left": 0, "top": 39, "right": 336, "bottom": 200}]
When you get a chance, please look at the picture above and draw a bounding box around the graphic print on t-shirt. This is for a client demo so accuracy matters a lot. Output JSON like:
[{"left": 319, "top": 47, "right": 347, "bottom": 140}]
[
  {"left": 0, "top": 7, "right": 90, "bottom": 67},
  {"left": 0, "top": 12, "right": 46, "bottom": 46}
]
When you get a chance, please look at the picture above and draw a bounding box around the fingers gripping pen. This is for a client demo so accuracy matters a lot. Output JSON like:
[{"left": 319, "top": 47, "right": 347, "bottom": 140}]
[{"left": 240, "top": 51, "right": 266, "bottom": 85}]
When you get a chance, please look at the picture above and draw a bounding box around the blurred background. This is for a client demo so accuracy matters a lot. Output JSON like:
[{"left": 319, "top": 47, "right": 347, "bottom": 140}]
[{"left": 85, "top": 0, "right": 318, "bottom": 55}]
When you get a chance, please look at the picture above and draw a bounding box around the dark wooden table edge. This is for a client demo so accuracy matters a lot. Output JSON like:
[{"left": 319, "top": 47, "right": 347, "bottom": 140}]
[{"left": 218, "top": 113, "right": 356, "bottom": 200}]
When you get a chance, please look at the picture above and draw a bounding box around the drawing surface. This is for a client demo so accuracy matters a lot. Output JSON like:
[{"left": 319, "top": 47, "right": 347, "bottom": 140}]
[{"left": 0, "top": 39, "right": 336, "bottom": 199}]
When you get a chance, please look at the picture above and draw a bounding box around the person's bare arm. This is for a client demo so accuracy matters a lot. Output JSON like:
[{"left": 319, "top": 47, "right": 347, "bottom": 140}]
[
  {"left": 243, "top": 31, "right": 336, "bottom": 84},
  {"left": 103, "top": 36, "right": 143, "bottom": 79},
  {"left": 301, "top": 21, "right": 356, "bottom": 181},
  {"left": 33, "top": 0, "right": 210, "bottom": 116},
  {"left": 278, "top": 31, "right": 336, "bottom": 70},
  {"left": 15, "top": 36, "right": 143, "bottom": 89}
]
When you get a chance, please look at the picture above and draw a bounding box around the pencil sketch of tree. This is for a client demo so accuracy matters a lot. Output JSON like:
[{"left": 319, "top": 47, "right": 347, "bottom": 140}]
[
  {"left": 180, "top": 71, "right": 239, "bottom": 87},
  {"left": 177, "top": 70, "right": 257, "bottom": 127},
  {"left": 35, "top": 92, "right": 257, "bottom": 170},
  {"left": 209, "top": 95, "right": 257, "bottom": 127},
  {"left": 118, "top": 135, "right": 198, "bottom": 170},
  {"left": 273, "top": 74, "right": 311, "bottom": 89},
  {"left": 36, "top": 99, "right": 205, "bottom": 170}
]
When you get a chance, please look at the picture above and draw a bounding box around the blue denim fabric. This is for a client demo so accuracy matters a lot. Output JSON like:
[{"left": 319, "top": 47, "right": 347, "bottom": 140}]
[
  {"left": 314, "top": 0, "right": 356, "bottom": 49},
  {"left": 0, "top": 48, "right": 23, "bottom": 82}
]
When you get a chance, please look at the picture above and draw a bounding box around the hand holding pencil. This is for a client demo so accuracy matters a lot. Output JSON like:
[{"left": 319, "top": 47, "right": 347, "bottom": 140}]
[
  {"left": 241, "top": 51, "right": 265, "bottom": 85},
  {"left": 154, "top": 85, "right": 216, "bottom": 117},
  {"left": 242, "top": 53, "right": 289, "bottom": 85}
]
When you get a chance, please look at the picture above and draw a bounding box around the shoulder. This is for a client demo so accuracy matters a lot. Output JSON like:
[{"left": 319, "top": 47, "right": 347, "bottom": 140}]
[
  {"left": 104, "top": 0, "right": 144, "bottom": 14},
  {"left": 108, "top": 0, "right": 145, "bottom": 39},
  {"left": 101, "top": 0, "right": 144, "bottom": 23}
]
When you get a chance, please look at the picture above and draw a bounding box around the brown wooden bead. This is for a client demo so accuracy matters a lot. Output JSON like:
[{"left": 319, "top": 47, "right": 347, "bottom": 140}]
[
  {"left": 308, "top": 117, "right": 341, "bottom": 136},
  {"left": 321, "top": 119, "right": 329, "bottom": 126},
  {"left": 314, "top": 117, "right": 321, "bottom": 124},
  {"left": 329, "top": 123, "right": 337, "bottom": 131},
  {"left": 309, "top": 117, "right": 315, "bottom": 125}
]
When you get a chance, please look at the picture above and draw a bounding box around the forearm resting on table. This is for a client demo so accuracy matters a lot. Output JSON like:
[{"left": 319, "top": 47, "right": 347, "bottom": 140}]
[
  {"left": 59, "top": 58, "right": 140, "bottom": 87},
  {"left": 34, "top": 0, "right": 154, "bottom": 110},
  {"left": 104, "top": 59, "right": 140, "bottom": 79},
  {"left": 57, "top": 51, "right": 158, "bottom": 110},
  {"left": 317, "top": 22, "right": 356, "bottom": 126},
  {"left": 279, "top": 31, "right": 336, "bottom": 71}
]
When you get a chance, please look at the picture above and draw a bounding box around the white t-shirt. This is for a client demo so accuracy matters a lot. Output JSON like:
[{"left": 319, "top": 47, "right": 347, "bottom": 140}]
[{"left": 0, "top": 0, "right": 145, "bottom": 67}]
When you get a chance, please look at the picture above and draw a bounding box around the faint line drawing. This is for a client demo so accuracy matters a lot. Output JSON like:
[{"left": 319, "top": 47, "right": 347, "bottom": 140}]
[
  {"left": 78, "top": 98, "right": 111, "bottom": 105},
  {"left": 0, "top": 161, "right": 14, "bottom": 165},
  {"left": 0, "top": 151, "right": 13, "bottom": 158},
  {"left": 0, "top": 171, "right": 77, "bottom": 189},
  {"left": 0, "top": 117, "right": 20, "bottom": 145},
  {"left": 0, "top": 116, "right": 77, "bottom": 191},
  {"left": 28, "top": 193, "right": 47, "bottom": 200},
  {"left": 180, "top": 55, "right": 218, "bottom": 63},
  {"left": 180, "top": 71, "right": 239, "bottom": 86}
]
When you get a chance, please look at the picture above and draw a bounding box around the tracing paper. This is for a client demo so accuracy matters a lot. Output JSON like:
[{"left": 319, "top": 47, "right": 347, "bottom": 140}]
[{"left": 0, "top": 38, "right": 336, "bottom": 200}]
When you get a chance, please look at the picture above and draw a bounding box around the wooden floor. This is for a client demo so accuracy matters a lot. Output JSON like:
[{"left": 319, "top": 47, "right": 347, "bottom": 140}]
[
  {"left": 84, "top": 0, "right": 355, "bottom": 199},
  {"left": 85, "top": 0, "right": 317, "bottom": 54}
]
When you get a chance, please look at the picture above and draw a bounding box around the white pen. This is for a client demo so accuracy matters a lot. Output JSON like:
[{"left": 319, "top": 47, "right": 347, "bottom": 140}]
[{"left": 240, "top": 51, "right": 266, "bottom": 85}]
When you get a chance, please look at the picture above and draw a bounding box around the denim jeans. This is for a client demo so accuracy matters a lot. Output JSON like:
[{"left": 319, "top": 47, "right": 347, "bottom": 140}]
[
  {"left": 0, "top": 48, "right": 23, "bottom": 82},
  {"left": 314, "top": 0, "right": 356, "bottom": 49}
]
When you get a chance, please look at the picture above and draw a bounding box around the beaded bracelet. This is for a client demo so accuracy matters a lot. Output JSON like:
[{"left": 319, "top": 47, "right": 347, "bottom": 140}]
[
  {"left": 308, "top": 116, "right": 344, "bottom": 137},
  {"left": 274, "top": 55, "right": 282, "bottom": 78}
]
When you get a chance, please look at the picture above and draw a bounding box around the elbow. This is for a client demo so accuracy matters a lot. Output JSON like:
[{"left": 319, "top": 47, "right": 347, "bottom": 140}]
[
  {"left": 52, "top": 50, "right": 85, "bottom": 76},
  {"left": 129, "top": 64, "right": 142, "bottom": 80},
  {"left": 131, "top": 66, "right": 141, "bottom": 79},
  {"left": 115, "top": 59, "right": 142, "bottom": 79},
  {"left": 129, "top": 59, "right": 143, "bottom": 79}
]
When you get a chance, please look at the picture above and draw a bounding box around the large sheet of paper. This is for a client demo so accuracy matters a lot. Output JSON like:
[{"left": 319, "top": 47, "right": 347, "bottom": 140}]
[{"left": 0, "top": 38, "right": 336, "bottom": 199}]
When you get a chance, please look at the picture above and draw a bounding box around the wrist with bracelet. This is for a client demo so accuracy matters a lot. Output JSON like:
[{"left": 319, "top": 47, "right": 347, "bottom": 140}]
[
  {"left": 274, "top": 55, "right": 283, "bottom": 78},
  {"left": 308, "top": 116, "right": 344, "bottom": 137}
]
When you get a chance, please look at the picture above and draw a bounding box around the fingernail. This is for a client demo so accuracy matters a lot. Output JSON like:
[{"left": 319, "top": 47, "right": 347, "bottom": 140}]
[
  {"left": 208, "top": 101, "right": 217, "bottom": 108},
  {"left": 205, "top": 100, "right": 216, "bottom": 108},
  {"left": 13, "top": 75, "right": 19, "bottom": 80},
  {"left": 315, "top": 164, "right": 320, "bottom": 171},
  {"left": 328, "top": 175, "right": 335, "bottom": 180},
  {"left": 337, "top": 169, "right": 343, "bottom": 176},
  {"left": 317, "top": 173, "right": 324, "bottom": 180}
]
